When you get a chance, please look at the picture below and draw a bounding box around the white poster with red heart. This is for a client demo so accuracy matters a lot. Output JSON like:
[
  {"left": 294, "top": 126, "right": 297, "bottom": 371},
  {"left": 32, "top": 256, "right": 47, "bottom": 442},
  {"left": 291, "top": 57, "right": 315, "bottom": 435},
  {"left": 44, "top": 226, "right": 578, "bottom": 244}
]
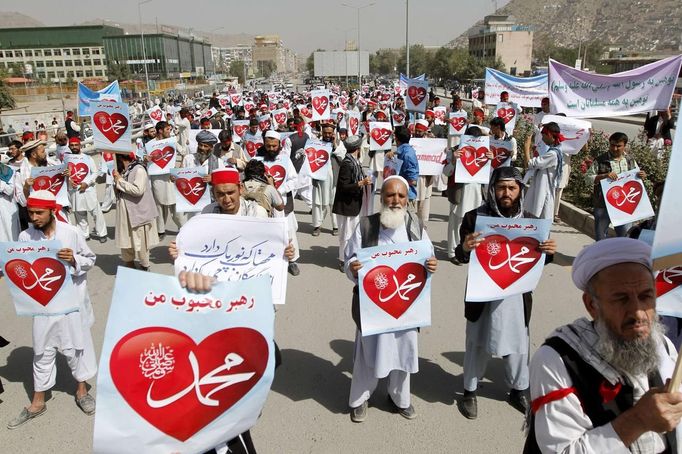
[
  {"left": 271, "top": 109, "right": 288, "bottom": 128},
  {"left": 92, "top": 101, "right": 131, "bottom": 152},
  {"left": 600, "top": 170, "right": 654, "bottom": 227},
  {"left": 175, "top": 214, "right": 289, "bottom": 305},
  {"left": 410, "top": 138, "right": 447, "bottom": 176},
  {"left": 357, "top": 240, "right": 433, "bottom": 336},
  {"left": 448, "top": 112, "right": 468, "bottom": 136},
  {"left": 454, "top": 135, "right": 491, "bottom": 184},
  {"left": 218, "top": 95, "right": 230, "bottom": 109},
  {"left": 145, "top": 138, "right": 177, "bottom": 176},
  {"left": 93, "top": 268, "right": 275, "bottom": 454},
  {"left": 258, "top": 114, "right": 272, "bottom": 132},
  {"left": 369, "top": 122, "right": 393, "bottom": 151},
  {"left": 170, "top": 167, "right": 210, "bottom": 213},
  {"left": 0, "top": 240, "right": 79, "bottom": 316},
  {"left": 242, "top": 134, "right": 264, "bottom": 159},
  {"left": 347, "top": 111, "right": 361, "bottom": 136},
  {"left": 391, "top": 110, "right": 406, "bottom": 127},
  {"left": 489, "top": 138, "right": 514, "bottom": 171},
  {"left": 297, "top": 104, "right": 313, "bottom": 122},
  {"left": 332, "top": 108, "right": 346, "bottom": 126},
  {"left": 495, "top": 102, "right": 518, "bottom": 132},
  {"left": 147, "top": 105, "right": 165, "bottom": 125},
  {"left": 230, "top": 92, "right": 243, "bottom": 107},
  {"left": 232, "top": 120, "right": 250, "bottom": 139},
  {"left": 540, "top": 115, "right": 592, "bottom": 155},
  {"left": 639, "top": 229, "right": 682, "bottom": 317},
  {"left": 31, "top": 164, "right": 70, "bottom": 208},
  {"left": 310, "top": 89, "right": 331, "bottom": 121},
  {"left": 383, "top": 157, "right": 403, "bottom": 179},
  {"left": 405, "top": 79, "right": 429, "bottom": 113},
  {"left": 102, "top": 152, "right": 115, "bottom": 184},
  {"left": 64, "top": 153, "right": 94, "bottom": 189},
  {"left": 465, "top": 216, "right": 551, "bottom": 302},
  {"left": 302, "top": 139, "right": 332, "bottom": 181},
  {"left": 433, "top": 106, "right": 447, "bottom": 126}
]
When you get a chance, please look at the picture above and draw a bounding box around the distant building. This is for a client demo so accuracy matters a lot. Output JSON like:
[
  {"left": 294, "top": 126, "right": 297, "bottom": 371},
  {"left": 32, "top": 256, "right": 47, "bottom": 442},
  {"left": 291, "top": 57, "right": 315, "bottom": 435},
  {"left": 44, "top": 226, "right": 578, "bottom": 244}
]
[
  {"left": 103, "top": 33, "right": 214, "bottom": 80},
  {"left": 468, "top": 15, "right": 533, "bottom": 76},
  {"left": 252, "top": 35, "right": 297, "bottom": 74},
  {"left": 212, "top": 45, "right": 252, "bottom": 73},
  {"left": 0, "top": 25, "right": 124, "bottom": 82}
]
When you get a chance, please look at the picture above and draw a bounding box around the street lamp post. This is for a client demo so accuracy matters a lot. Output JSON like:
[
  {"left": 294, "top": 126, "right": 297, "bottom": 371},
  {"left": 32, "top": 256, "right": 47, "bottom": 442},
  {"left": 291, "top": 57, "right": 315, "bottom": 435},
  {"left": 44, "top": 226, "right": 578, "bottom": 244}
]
[
  {"left": 138, "top": 0, "right": 152, "bottom": 102},
  {"left": 342, "top": 2, "right": 375, "bottom": 87},
  {"left": 405, "top": 0, "right": 409, "bottom": 78}
]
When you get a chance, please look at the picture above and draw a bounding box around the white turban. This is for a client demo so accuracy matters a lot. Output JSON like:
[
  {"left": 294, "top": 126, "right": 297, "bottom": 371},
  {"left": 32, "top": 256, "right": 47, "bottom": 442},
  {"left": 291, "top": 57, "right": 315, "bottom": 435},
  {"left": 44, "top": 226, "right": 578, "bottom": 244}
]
[
  {"left": 264, "top": 130, "right": 281, "bottom": 141},
  {"left": 571, "top": 237, "right": 652, "bottom": 292},
  {"left": 382, "top": 175, "right": 409, "bottom": 190}
]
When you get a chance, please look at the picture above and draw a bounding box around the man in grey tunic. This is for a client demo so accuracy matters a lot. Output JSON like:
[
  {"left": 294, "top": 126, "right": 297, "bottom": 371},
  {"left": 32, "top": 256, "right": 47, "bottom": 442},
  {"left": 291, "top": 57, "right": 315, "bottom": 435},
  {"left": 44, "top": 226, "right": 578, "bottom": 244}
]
[
  {"left": 456, "top": 166, "right": 556, "bottom": 419},
  {"left": 344, "top": 176, "right": 438, "bottom": 422}
]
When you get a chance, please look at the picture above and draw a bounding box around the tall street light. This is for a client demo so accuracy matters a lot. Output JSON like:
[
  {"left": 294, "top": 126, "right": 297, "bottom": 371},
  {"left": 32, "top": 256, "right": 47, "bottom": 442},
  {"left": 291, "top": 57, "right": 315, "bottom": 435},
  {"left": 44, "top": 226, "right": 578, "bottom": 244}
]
[
  {"left": 341, "top": 2, "right": 375, "bottom": 87},
  {"left": 405, "top": 0, "right": 410, "bottom": 78},
  {"left": 138, "top": 0, "right": 152, "bottom": 102}
]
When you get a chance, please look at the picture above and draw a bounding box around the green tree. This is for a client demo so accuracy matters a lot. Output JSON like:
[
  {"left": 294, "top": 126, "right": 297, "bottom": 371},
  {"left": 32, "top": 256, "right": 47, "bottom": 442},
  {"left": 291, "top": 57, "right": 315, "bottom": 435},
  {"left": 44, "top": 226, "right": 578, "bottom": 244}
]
[
  {"left": 370, "top": 49, "right": 399, "bottom": 76},
  {"left": 229, "top": 59, "right": 246, "bottom": 84},
  {"left": 107, "top": 63, "right": 131, "bottom": 82},
  {"left": 396, "top": 44, "right": 431, "bottom": 77},
  {"left": 0, "top": 79, "right": 16, "bottom": 112}
]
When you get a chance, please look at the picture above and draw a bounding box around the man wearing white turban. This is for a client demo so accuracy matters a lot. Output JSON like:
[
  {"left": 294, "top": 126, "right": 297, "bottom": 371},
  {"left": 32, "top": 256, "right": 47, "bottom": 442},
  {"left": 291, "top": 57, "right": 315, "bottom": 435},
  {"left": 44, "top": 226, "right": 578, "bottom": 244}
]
[{"left": 525, "top": 237, "right": 682, "bottom": 453}]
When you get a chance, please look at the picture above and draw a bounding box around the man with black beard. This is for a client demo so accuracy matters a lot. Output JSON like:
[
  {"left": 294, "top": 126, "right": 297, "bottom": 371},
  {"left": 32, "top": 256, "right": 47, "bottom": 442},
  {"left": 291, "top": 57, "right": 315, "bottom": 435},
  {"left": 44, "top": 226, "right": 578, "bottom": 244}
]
[{"left": 525, "top": 237, "right": 682, "bottom": 453}]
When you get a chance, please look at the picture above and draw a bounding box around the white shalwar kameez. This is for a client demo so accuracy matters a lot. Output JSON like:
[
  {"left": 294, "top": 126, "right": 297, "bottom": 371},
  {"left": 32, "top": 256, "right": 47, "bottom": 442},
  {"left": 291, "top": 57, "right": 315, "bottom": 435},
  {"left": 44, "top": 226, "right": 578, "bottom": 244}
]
[
  {"left": 524, "top": 147, "right": 560, "bottom": 220},
  {"left": 68, "top": 154, "right": 107, "bottom": 239},
  {"left": 344, "top": 224, "right": 431, "bottom": 409},
  {"left": 19, "top": 221, "right": 97, "bottom": 391},
  {"left": 150, "top": 174, "right": 187, "bottom": 234},
  {"left": 463, "top": 294, "right": 529, "bottom": 392},
  {"left": 269, "top": 157, "right": 301, "bottom": 262},
  {"left": 312, "top": 146, "right": 344, "bottom": 230},
  {"left": 0, "top": 167, "right": 20, "bottom": 241}
]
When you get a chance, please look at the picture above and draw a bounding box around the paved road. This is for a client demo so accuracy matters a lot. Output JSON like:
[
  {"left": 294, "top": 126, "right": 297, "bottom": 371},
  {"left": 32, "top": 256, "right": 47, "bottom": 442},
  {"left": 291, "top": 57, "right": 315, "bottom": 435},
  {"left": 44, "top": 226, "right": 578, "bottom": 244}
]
[{"left": 0, "top": 181, "right": 595, "bottom": 452}]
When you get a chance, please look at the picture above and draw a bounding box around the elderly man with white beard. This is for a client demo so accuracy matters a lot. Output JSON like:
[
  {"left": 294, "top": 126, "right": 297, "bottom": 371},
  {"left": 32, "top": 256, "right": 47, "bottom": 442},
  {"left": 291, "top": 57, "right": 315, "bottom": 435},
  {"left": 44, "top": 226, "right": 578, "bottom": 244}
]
[
  {"left": 344, "top": 176, "right": 438, "bottom": 423},
  {"left": 525, "top": 237, "right": 682, "bottom": 454}
]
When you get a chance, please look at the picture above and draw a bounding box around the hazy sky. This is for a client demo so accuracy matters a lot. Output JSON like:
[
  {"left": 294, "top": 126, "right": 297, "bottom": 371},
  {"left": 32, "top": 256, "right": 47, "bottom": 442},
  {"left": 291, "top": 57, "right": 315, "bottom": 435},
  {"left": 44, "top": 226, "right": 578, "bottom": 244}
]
[{"left": 7, "top": 0, "right": 511, "bottom": 55}]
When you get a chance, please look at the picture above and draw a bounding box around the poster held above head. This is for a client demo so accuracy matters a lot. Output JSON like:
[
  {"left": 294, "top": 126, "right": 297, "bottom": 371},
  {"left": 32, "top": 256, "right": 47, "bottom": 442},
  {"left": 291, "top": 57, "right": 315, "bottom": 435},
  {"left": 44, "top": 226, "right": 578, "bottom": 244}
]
[
  {"left": 145, "top": 138, "right": 177, "bottom": 176},
  {"left": 78, "top": 80, "right": 121, "bottom": 116},
  {"left": 170, "top": 167, "right": 211, "bottom": 213},
  {"left": 484, "top": 68, "right": 548, "bottom": 108},
  {"left": 310, "top": 89, "right": 331, "bottom": 121},
  {"left": 448, "top": 112, "right": 468, "bottom": 136},
  {"left": 369, "top": 122, "right": 393, "bottom": 151},
  {"left": 540, "top": 115, "right": 591, "bottom": 155},
  {"left": 147, "top": 105, "right": 165, "bottom": 125},
  {"left": 454, "top": 135, "right": 491, "bottom": 184},
  {"left": 92, "top": 101, "right": 131, "bottom": 153},
  {"left": 405, "top": 78, "right": 429, "bottom": 113}
]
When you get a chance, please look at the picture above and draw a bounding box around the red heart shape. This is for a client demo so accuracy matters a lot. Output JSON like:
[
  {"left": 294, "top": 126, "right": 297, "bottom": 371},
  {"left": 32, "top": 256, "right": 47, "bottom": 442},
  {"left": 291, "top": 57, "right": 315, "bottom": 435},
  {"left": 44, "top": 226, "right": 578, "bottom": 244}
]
[
  {"left": 392, "top": 113, "right": 405, "bottom": 124},
  {"left": 264, "top": 164, "right": 285, "bottom": 189},
  {"left": 407, "top": 86, "right": 426, "bottom": 106},
  {"left": 300, "top": 107, "right": 312, "bottom": 119},
  {"left": 336, "top": 111, "right": 344, "bottom": 122},
  {"left": 305, "top": 147, "right": 329, "bottom": 173},
  {"left": 449, "top": 116, "right": 467, "bottom": 132},
  {"left": 312, "top": 96, "right": 328, "bottom": 116},
  {"left": 32, "top": 174, "right": 65, "bottom": 196},
  {"left": 175, "top": 177, "right": 207, "bottom": 205},
  {"left": 383, "top": 166, "right": 397, "bottom": 179},
  {"left": 606, "top": 181, "right": 643, "bottom": 215},
  {"left": 5, "top": 258, "right": 67, "bottom": 306},
  {"left": 244, "top": 102, "right": 254, "bottom": 112},
  {"left": 497, "top": 107, "right": 515, "bottom": 124},
  {"left": 274, "top": 113, "right": 286, "bottom": 125},
  {"left": 234, "top": 125, "right": 248, "bottom": 137},
  {"left": 370, "top": 127, "right": 392, "bottom": 147},
  {"left": 219, "top": 98, "right": 229, "bottom": 108},
  {"left": 349, "top": 117, "right": 359, "bottom": 134},
  {"left": 363, "top": 263, "right": 427, "bottom": 319},
  {"left": 490, "top": 146, "right": 511, "bottom": 169},
  {"left": 231, "top": 95, "right": 242, "bottom": 105},
  {"left": 657, "top": 267, "right": 682, "bottom": 297},
  {"left": 150, "top": 109, "right": 163, "bottom": 122},
  {"left": 149, "top": 146, "right": 175, "bottom": 169},
  {"left": 103, "top": 152, "right": 114, "bottom": 162},
  {"left": 475, "top": 234, "right": 542, "bottom": 289},
  {"left": 68, "top": 162, "right": 90, "bottom": 185},
  {"left": 434, "top": 110, "right": 445, "bottom": 121},
  {"left": 259, "top": 119, "right": 271, "bottom": 132},
  {"left": 244, "top": 141, "right": 260, "bottom": 158},
  {"left": 459, "top": 146, "right": 489, "bottom": 176},
  {"left": 93, "top": 111, "right": 129, "bottom": 143},
  {"left": 110, "top": 327, "right": 268, "bottom": 442}
]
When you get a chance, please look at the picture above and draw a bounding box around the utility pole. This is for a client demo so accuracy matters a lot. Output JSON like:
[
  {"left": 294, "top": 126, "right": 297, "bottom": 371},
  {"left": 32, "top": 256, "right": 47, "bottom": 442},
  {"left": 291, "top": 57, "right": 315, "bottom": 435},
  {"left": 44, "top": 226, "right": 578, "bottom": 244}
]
[{"left": 405, "top": 0, "right": 410, "bottom": 78}]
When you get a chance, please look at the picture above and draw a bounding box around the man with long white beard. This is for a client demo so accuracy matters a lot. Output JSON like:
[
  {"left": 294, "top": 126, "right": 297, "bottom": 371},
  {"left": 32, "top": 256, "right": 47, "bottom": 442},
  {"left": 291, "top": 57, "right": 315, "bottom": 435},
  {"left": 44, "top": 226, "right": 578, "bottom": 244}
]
[
  {"left": 344, "top": 176, "right": 437, "bottom": 422},
  {"left": 525, "top": 237, "right": 682, "bottom": 453}
]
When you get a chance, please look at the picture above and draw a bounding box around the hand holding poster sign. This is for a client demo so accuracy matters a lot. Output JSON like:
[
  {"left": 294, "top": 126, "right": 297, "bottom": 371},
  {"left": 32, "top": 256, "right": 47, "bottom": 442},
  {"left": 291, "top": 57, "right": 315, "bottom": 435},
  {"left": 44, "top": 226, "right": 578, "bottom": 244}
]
[
  {"left": 383, "top": 157, "right": 403, "bottom": 179},
  {"left": 170, "top": 167, "right": 210, "bottom": 213},
  {"left": 539, "top": 115, "right": 591, "bottom": 155},
  {"left": 489, "top": 138, "right": 514, "bottom": 170},
  {"left": 303, "top": 139, "right": 332, "bottom": 181},
  {"left": 410, "top": 138, "right": 447, "bottom": 176},
  {"left": 405, "top": 78, "right": 429, "bottom": 113},
  {"left": 147, "top": 105, "right": 165, "bottom": 125},
  {"left": 31, "top": 164, "right": 70, "bottom": 207},
  {"left": 465, "top": 216, "right": 551, "bottom": 302},
  {"left": 64, "top": 153, "right": 94, "bottom": 188},
  {"left": 175, "top": 214, "right": 288, "bottom": 304},
  {"left": 454, "top": 135, "right": 491, "bottom": 184},
  {"left": 600, "top": 169, "right": 654, "bottom": 227},
  {"left": 433, "top": 106, "right": 447, "bottom": 125},
  {"left": 0, "top": 240, "right": 79, "bottom": 316},
  {"left": 145, "top": 138, "right": 177, "bottom": 176},
  {"left": 93, "top": 268, "right": 274, "bottom": 454},
  {"left": 448, "top": 112, "right": 468, "bottom": 136},
  {"left": 310, "top": 89, "right": 331, "bottom": 121},
  {"left": 369, "top": 122, "right": 393, "bottom": 151},
  {"left": 357, "top": 240, "right": 433, "bottom": 336},
  {"left": 92, "top": 101, "right": 131, "bottom": 152}
]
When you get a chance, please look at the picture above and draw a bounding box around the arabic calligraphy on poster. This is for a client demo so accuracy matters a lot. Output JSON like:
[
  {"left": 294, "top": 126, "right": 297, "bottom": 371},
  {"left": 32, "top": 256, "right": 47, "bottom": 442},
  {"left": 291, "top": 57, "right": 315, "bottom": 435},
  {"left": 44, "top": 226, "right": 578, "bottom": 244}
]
[
  {"left": 357, "top": 240, "right": 433, "bottom": 336},
  {"left": 0, "top": 240, "right": 79, "bottom": 316},
  {"left": 174, "top": 214, "right": 289, "bottom": 305},
  {"left": 454, "top": 135, "right": 491, "bottom": 184},
  {"left": 30, "top": 164, "right": 70, "bottom": 207},
  {"left": 145, "top": 138, "right": 177, "bottom": 176},
  {"left": 92, "top": 101, "right": 132, "bottom": 153},
  {"left": 600, "top": 169, "right": 654, "bottom": 227},
  {"left": 465, "top": 216, "right": 551, "bottom": 302},
  {"left": 170, "top": 167, "right": 210, "bottom": 213},
  {"left": 93, "top": 268, "right": 274, "bottom": 454}
]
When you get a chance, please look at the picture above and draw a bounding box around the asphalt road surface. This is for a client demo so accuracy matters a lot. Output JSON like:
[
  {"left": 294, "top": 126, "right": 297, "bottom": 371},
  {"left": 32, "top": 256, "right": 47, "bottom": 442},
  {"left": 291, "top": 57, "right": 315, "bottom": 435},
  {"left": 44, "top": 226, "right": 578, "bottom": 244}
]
[{"left": 0, "top": 183, "right": 595, "bottom": 453}]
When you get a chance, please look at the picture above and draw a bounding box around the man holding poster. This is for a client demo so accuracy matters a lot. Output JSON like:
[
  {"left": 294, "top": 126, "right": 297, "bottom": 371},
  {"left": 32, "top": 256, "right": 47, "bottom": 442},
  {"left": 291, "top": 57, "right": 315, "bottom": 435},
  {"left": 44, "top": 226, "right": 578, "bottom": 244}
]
[
  {"left": 7, "top": 190, "right": 97, "bottom": 429},
  {"left": 457, "top": 167, "right": 556, "bottom": 420},
  {"left": 344, "top": 176, "right": 437, "bottom": 423}
]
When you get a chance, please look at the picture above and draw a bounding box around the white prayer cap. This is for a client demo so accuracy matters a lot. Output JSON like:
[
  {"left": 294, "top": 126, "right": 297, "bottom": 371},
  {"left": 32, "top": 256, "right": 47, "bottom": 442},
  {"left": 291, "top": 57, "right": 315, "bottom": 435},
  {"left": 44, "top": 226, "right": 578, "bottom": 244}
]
[
  {"left": 143, "top": 122, "right": 155, "bottom": 130},
  {"left": 264, "top": 130, "right": 281, "bottom": 141},
  {"left": 571, "top": 237, "right": 653, "bottom": 292},
  {"left": 382, "top": 175, "right": 409, "bottom": 190}
]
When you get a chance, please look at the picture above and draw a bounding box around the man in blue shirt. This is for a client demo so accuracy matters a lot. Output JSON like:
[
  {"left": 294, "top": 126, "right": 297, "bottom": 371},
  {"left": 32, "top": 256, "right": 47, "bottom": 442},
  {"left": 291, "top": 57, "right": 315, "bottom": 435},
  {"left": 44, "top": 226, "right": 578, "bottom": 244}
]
[{"left": 385, "top": 126, "right": 419, "bottom": 205}]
